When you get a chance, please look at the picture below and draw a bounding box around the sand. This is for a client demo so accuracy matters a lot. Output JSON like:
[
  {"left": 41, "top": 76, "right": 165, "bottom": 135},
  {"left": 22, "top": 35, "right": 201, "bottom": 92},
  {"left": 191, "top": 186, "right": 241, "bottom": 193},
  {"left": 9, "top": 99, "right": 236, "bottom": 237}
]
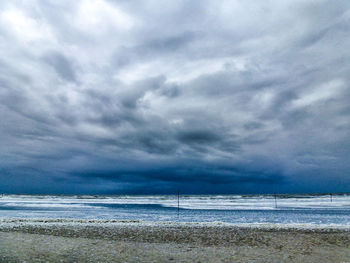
[{"left": 0, "top": 219, "right": 349, "bottom": 263}]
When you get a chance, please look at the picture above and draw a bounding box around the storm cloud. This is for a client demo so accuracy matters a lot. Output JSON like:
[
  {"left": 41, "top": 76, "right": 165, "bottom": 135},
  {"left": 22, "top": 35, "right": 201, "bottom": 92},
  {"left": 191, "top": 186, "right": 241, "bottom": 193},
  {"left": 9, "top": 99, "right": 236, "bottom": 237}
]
[{"left": 0, "top": 0, "right": 350, "bottom": 194}]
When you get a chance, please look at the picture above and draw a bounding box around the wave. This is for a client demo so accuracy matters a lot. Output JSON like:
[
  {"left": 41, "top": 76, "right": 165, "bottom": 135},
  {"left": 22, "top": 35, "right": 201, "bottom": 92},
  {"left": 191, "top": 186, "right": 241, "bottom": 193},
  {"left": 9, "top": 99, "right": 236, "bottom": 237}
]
[{"left": 1, "top": 194, "right": 349, "bottom": 210}]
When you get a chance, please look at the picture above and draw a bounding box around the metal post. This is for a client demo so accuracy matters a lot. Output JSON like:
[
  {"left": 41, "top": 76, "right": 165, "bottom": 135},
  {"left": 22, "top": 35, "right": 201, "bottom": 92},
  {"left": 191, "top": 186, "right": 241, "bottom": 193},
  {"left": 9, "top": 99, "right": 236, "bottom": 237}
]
[
  {"left": 274, "top": 194, "right": 277, "bottom": 208},
  {"left": 177, "top": 190, "right": 180, "bottom": 217}
]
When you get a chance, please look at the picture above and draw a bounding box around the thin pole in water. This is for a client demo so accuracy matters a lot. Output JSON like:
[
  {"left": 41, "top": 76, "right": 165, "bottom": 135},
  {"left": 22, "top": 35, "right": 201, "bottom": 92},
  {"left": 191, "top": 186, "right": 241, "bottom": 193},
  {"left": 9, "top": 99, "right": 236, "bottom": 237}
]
[
  {"left": 274, "top": 194, "right": 277, "bottom": 208},
  {"left": 177, "top": 190, "right": 180, "bottom": 217},
  {"left": 330, "top": 193, "right": 332, "bottom": 203}
]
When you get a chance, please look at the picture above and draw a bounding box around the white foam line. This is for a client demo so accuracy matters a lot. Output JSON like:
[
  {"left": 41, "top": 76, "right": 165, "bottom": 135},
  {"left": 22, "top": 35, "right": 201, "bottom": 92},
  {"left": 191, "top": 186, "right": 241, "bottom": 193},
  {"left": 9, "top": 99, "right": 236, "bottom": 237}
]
[{"left": 0, "top": 218, "right": 349, "bottom": 231}]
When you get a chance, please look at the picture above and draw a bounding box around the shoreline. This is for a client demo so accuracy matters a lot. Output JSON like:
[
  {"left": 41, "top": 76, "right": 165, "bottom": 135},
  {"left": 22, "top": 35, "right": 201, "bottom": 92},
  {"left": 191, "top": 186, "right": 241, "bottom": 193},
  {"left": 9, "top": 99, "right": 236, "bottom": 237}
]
[
  {"left": 1, "top": 217, "right": 350, "bottom": 231},
  {"left": 1, "top": 218, "right": 350, "bottom": 262}
]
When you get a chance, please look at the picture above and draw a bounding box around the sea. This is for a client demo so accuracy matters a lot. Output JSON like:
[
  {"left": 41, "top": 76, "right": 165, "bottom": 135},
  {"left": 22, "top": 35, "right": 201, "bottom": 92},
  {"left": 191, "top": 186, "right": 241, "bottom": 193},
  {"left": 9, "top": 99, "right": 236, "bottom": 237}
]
[{"left": 0, "top": 194, "right": 349, "bottom": 226}]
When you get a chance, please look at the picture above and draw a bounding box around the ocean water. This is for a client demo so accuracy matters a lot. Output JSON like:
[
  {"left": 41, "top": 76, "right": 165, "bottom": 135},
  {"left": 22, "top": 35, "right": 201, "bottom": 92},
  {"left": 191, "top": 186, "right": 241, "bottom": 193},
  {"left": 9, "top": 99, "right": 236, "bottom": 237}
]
[{"left": 0, "top": 194, "right": 349, "bottom": 226}]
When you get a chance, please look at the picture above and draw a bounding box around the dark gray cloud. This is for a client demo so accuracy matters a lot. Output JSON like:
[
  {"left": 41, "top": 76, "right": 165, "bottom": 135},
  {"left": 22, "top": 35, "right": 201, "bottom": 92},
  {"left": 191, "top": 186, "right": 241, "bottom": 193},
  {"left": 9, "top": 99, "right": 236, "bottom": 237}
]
[
  {"left": 0, "top": 0, "right": 350, "bottom": 194},
  {"left": 42, "top": 52, "right": 77, "bottom": 82}
]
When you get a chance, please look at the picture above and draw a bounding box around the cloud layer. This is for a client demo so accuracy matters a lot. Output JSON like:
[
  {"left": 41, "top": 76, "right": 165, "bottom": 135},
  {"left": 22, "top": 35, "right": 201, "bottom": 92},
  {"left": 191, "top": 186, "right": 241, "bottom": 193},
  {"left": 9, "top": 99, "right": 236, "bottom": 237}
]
[{"left": 1, "top": 0, "right": 350, "bottom": 194}]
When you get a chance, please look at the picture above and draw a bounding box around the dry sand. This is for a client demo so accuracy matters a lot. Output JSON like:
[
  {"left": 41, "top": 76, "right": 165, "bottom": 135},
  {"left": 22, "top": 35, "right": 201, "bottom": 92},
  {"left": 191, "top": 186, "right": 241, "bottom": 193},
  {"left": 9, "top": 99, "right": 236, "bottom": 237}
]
[{"left": 0, "top": 219, "right": 349, "bottom": 263}]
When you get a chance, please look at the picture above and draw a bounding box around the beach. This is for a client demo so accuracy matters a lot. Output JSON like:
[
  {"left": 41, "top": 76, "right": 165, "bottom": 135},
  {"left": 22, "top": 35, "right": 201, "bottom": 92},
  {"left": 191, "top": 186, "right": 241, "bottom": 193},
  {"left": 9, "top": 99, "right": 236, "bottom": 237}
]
[{"left": 1, "top": 219, "right": 349, "bottom": 263}]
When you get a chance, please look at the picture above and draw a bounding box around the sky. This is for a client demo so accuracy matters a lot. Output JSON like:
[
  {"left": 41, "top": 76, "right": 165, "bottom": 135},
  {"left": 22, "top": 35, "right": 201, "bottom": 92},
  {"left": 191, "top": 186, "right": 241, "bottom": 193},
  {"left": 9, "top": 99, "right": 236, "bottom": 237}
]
[{"left": 0, "top": 0, "right": 350, "bottom": 194}]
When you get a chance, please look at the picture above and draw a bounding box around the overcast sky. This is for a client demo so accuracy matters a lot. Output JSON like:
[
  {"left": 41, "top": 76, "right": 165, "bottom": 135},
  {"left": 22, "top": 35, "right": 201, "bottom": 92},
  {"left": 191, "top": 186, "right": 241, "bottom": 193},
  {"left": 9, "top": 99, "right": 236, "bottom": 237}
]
[{"left": 0, "top": 0, "right": 350, "bottom": 194}]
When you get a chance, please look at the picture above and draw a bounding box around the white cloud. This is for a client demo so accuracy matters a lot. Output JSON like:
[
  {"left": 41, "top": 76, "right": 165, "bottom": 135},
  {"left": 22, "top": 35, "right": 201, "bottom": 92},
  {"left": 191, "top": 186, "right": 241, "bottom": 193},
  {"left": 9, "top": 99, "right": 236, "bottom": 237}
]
[
  {"left": 292, "top": 79, "right": 345, "bottom": 108},
  {"left": 1, "top": 7, "right": 54, "bottom": 43},
  {"left": 75, "top": 0, "right": 135, "bottom": 35}
]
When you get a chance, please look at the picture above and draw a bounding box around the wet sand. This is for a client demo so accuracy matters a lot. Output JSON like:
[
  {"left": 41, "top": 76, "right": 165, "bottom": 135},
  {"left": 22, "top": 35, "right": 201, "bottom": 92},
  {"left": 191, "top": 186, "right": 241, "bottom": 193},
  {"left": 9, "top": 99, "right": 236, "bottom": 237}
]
[{"left": 0, "top": 219, "right": 349, "bottom": 262}]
